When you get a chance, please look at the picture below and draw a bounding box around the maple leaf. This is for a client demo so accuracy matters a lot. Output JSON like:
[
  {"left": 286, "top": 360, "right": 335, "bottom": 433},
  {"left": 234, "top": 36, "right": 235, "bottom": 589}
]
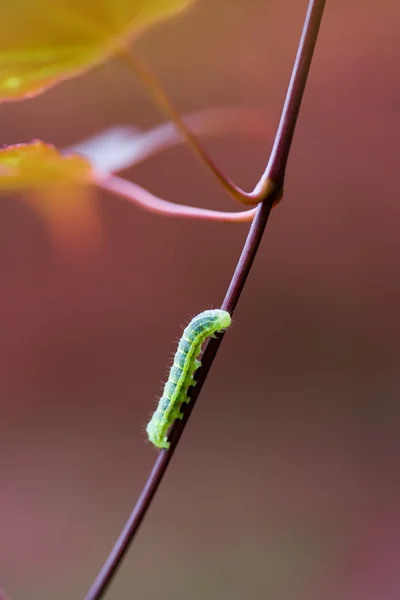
[
  {"left": 0, "top": 0, "right": 195, "bottom": 101},
  {"left": 0, "top": 140, "right": 92, "bottom": 187}
]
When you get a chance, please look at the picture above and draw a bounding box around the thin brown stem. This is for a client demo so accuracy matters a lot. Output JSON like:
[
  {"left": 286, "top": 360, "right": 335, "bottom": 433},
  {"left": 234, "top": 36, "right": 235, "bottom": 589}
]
[{"left": 84, "top": 1, "right": 326, "bottom": 598}]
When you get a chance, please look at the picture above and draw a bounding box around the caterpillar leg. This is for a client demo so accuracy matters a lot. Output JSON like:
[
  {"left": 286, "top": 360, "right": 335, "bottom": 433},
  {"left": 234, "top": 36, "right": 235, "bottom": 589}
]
[
  {"left": 161, "top": 438, "right": 170, "bottom": 449},
  {"left": 172, "top": 405, "right": 185, "bottom": 419},
  {"left": 182, "top": 387, "right": 195, "bottom": 403}
]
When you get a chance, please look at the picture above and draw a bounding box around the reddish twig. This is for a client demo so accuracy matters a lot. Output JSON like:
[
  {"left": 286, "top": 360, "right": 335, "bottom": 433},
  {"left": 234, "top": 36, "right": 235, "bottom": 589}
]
[{"left": 95, "top": 172, "right": 259, "bottom": 222}]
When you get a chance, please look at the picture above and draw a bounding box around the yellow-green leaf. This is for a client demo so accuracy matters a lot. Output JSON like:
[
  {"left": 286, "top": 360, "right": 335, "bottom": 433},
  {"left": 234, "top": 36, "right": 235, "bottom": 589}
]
[
  {"left": 0, "top": 140, "right": 93, "bottom": 188},
  {"left": 0, "top": 0, "right": 195, "bottom": 101}
]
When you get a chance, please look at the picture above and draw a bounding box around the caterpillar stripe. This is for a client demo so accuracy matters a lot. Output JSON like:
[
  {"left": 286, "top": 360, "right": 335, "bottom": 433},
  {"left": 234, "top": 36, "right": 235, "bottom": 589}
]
[{"left": 146, "top": 309, "right": 231, "bottom": 449}]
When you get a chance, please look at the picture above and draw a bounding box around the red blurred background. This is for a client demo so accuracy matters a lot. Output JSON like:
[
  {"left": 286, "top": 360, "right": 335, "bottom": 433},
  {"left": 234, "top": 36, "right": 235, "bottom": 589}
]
[{"left": 0, "top": 1, "right": 399, "bottom": 599}]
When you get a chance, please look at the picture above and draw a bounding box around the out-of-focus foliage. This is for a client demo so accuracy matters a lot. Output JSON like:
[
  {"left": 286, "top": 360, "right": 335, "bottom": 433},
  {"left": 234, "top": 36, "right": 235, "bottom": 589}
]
[
  {"left": 0, "top": 141, "right": 93, "bottom": 188},
  {"left": 0, "top": 141, "right": 101, "bottom": 259},
  {"left": 0, "top": 0, "right": 195, "bottom": 101}
]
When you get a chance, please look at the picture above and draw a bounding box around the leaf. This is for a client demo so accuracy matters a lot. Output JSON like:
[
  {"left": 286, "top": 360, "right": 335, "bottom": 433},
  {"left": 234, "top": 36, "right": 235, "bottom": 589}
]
[
  {"left": 0, "top": 141, "right": 102, "bottom": 259},
  {"left": 0, "top": 140, "right": 93, "bottom": 188},
  {"left": 0, "top": 0, "right": 195, "bottom": 101}
]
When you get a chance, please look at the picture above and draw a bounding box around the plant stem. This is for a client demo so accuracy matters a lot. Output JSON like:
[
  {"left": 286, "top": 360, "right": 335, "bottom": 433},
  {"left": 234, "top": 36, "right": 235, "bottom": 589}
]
[
  {"left": 121, "top": 49, "right": 278, "bottom": 206},
  {"left": 96, "top": 172, "right": 258, "bottom": 222},
  {"left": 84, "top": 1, "right": 326, "bottom": 598}
]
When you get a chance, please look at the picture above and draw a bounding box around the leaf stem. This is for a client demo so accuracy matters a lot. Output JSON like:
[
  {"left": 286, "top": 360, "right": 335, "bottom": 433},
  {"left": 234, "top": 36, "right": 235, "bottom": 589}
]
[
  {"left": 95, "top": 172, "right": 258, "bottom": 222},
  {"left": 93, "top": 105, "right": 280, "bottom": 222},
  {"left": 121, "top": 49, "right": 278, "bottom": 206},
  {"left": 84, "top": 1, "right": 326, "bottom": 598}
]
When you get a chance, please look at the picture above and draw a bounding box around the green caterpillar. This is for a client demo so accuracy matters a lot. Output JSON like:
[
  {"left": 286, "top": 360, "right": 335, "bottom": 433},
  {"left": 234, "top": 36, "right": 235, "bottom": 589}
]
[{"left": 146, "top": 309, "right": 231, "bottom": 449}]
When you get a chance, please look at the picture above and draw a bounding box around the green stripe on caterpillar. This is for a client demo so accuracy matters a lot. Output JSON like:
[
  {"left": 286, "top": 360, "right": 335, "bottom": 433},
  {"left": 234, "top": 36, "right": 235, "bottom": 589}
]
[{"left": 146, "top": 309, "right": 232, "bottom": 449}]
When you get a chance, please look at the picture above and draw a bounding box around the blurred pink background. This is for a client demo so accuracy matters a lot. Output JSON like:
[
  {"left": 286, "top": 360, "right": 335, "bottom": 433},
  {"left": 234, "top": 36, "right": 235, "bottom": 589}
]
[{"left": 0, "top": 1, "right": 399, "bottom": 599}]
